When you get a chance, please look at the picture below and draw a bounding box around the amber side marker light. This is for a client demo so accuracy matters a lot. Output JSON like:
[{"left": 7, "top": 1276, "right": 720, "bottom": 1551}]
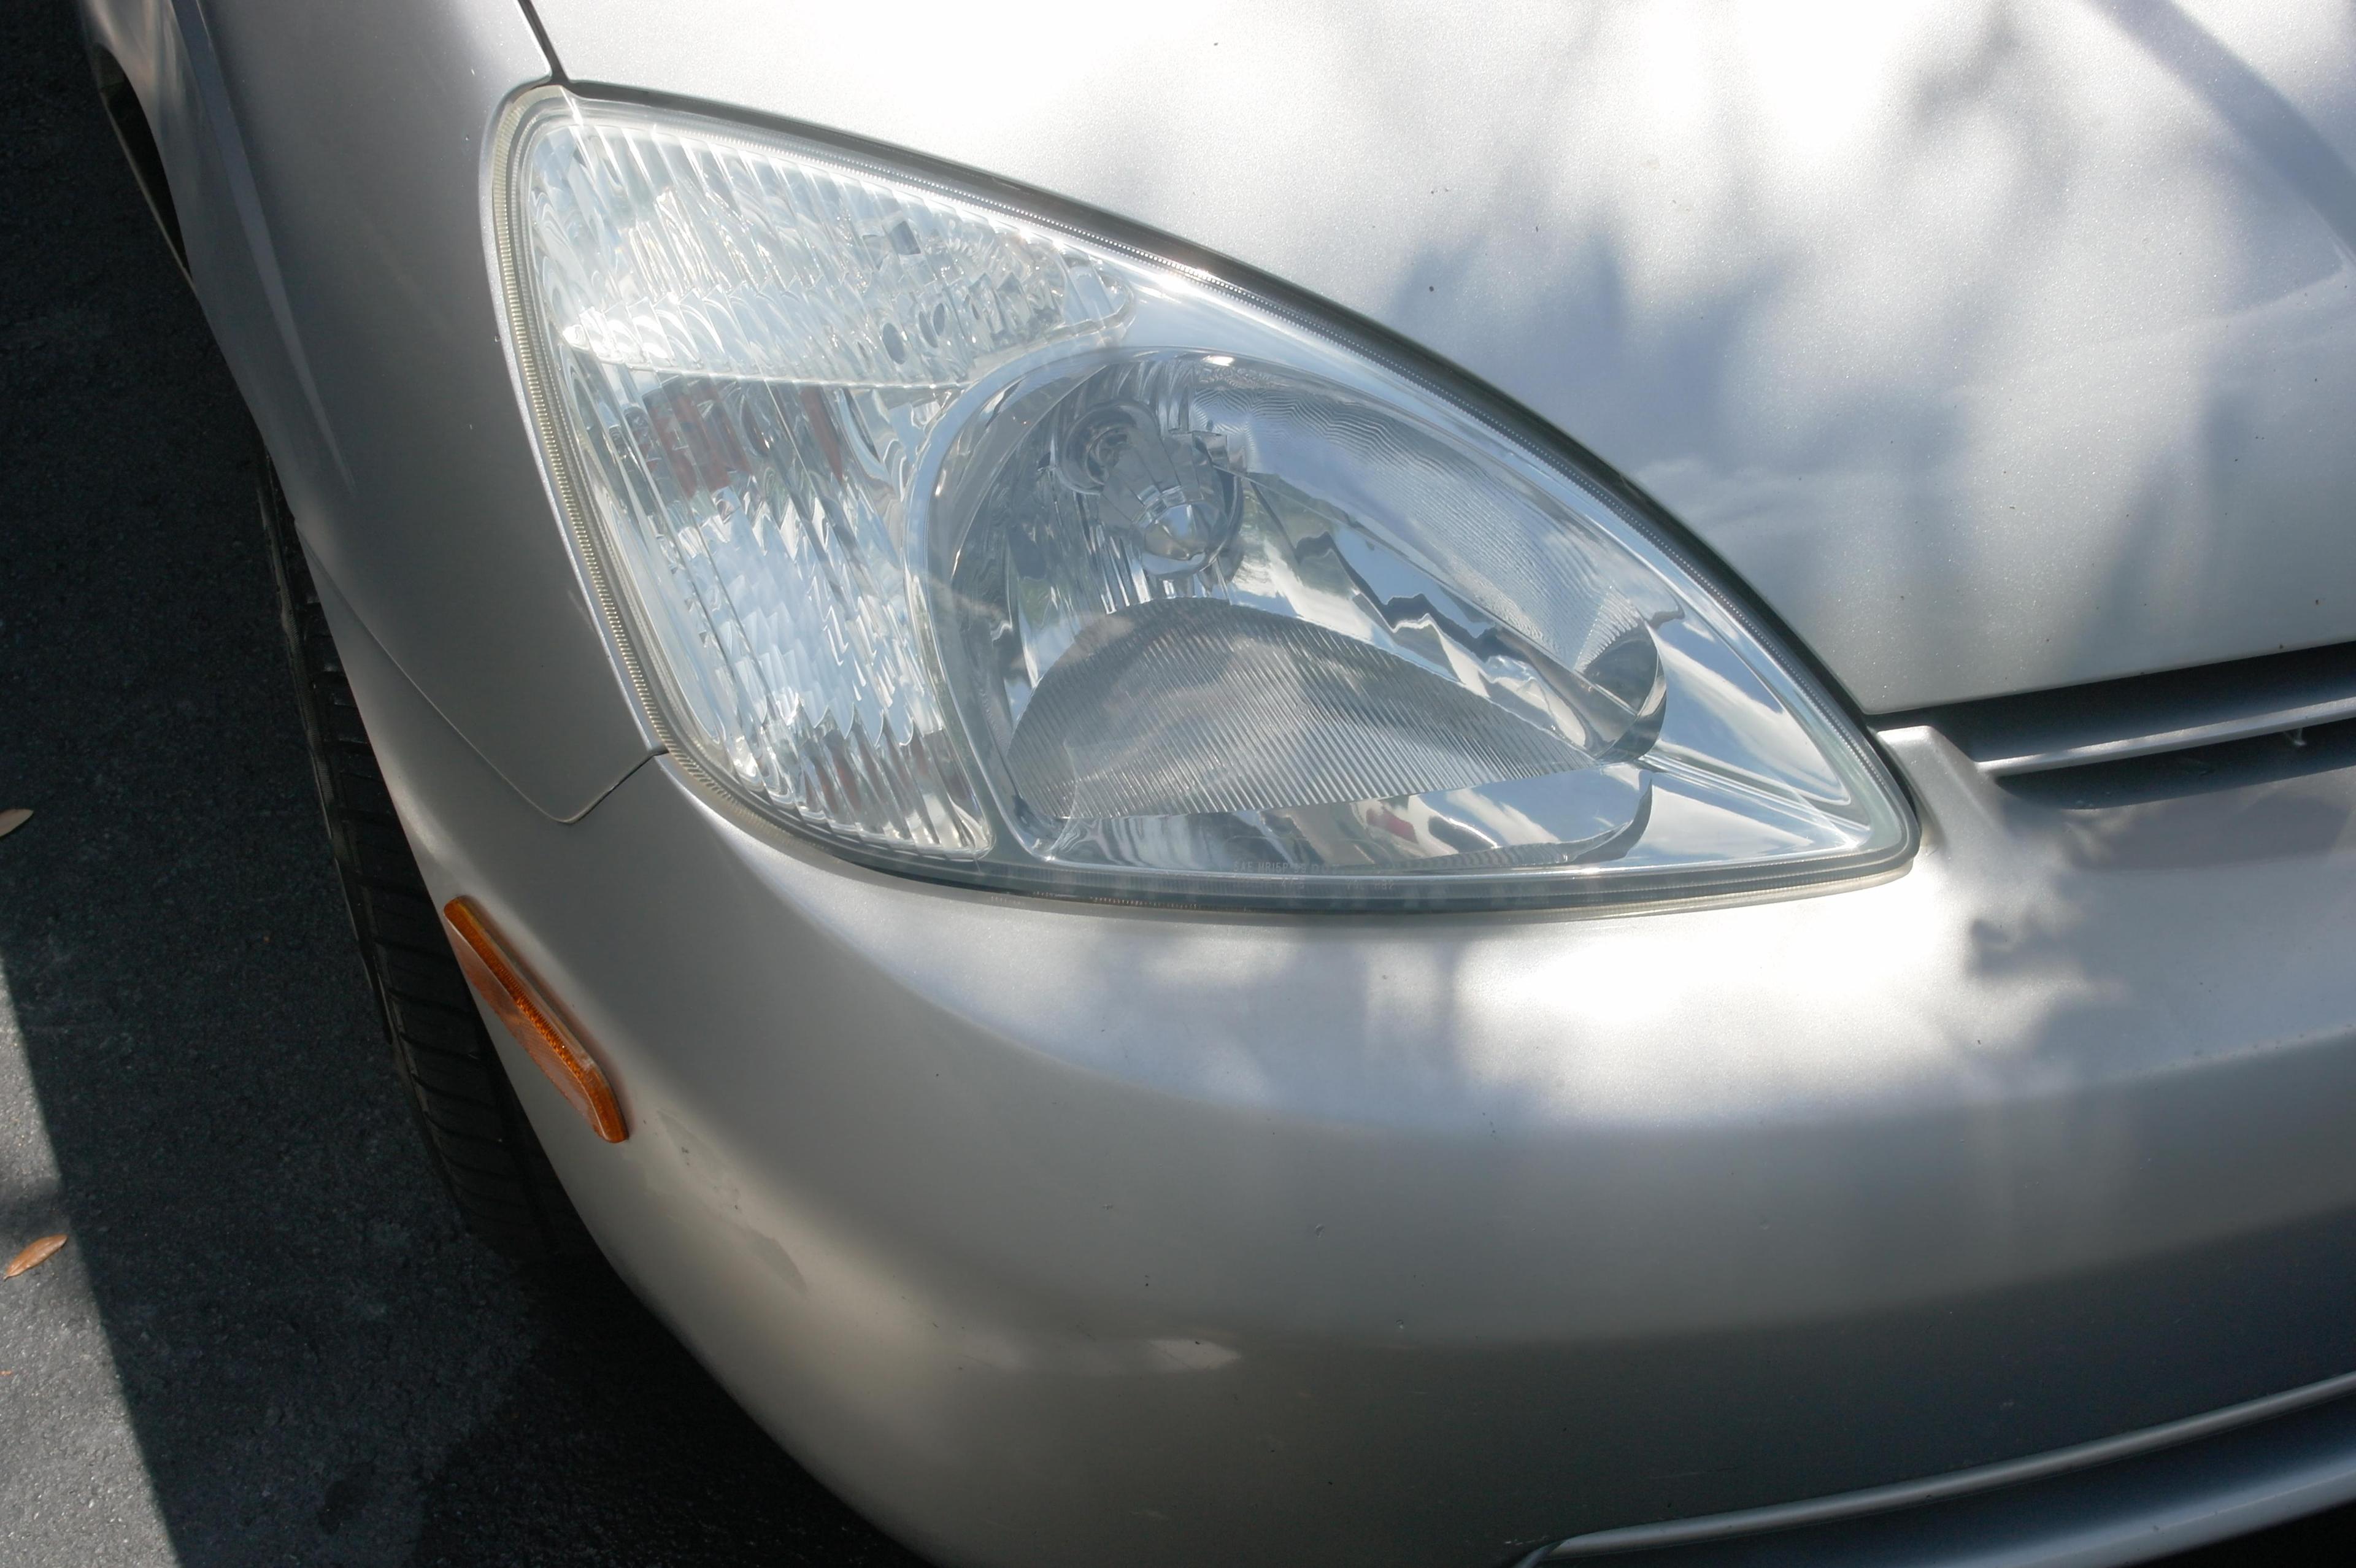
[{"left": 441, "top": 896, "right": 628, "bottom": 1143}]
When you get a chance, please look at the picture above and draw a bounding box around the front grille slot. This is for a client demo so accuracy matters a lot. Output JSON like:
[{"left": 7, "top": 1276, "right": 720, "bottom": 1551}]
[
  {"left": 1877, "top": 640, "right": 2356, "bottom": 778},
  {"left": 1519, "top": 1369, "right": 2356, "bottom": 1567}
]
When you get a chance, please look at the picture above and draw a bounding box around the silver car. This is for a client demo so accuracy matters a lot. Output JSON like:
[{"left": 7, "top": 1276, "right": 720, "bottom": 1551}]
[{"left": 75, "top": 1, "right": 2356, "bottom": 1564}]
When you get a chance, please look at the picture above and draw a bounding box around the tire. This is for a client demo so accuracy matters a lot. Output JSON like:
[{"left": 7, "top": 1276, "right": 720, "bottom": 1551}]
[{"left": 256, "top": 445, "right": 595, "bottom": 1262}]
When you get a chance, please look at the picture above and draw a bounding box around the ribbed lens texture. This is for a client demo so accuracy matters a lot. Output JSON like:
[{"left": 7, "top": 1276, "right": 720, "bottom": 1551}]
[
  {"left": 514, "top": 105, "right": 1127, "bottom": 852},
  {"left": 941, "top": 354, "right": 1692, "bottom": 874},
  {"left": 503, "top": 91, "right": 1911, "bottom": 906},
  {"left": 1006, "top": 599, "right": 1588, "bottom": 820}
]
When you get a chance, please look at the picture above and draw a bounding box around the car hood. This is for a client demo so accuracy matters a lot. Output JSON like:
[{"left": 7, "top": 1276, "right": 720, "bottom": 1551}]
[{"left": 530, "top": 0, "right": 2356, "bottom": 712}]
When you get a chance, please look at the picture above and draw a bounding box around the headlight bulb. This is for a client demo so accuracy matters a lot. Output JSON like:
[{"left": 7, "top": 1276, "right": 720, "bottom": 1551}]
[{"left": 494, "top": 87, "right": 1914, "bottom": 909}]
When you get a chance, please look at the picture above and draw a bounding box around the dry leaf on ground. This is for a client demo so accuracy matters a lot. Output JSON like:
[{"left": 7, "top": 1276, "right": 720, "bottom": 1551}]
[
  {"left": 6, "top": 1235, "right": 66, "bottom": 1278},
  {"left": 0, "top": 808, "right": 29, "bottom": 841}
]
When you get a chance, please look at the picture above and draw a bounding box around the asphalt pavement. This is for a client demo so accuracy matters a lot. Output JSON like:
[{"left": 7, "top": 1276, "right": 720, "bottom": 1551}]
[
  {"left": 0, "top": 2, "right": 2347, "bottom": 1566},
  {"left": 0, "top": 4, "right": 921, "bottom": 1565}
]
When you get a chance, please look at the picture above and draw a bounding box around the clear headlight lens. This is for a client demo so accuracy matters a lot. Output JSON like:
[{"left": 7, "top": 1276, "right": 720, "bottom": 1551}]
[{"left": 493, "top": 88, "right": 1912, "bottom": 909}]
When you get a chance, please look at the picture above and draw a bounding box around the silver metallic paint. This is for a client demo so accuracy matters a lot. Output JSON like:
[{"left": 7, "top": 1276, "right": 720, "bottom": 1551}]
[
  {"left": 77, "top": 0, "right": 2356, "bottom": 1561},
  {"left": 79, "top": 0, "right": 653, "bottom": 820},
  {"left": 320, "top": 533, "right": 2356, "bottom": 1566},
  {"left": 536, "top": 0, "right": 2356, "bottom": 714}
]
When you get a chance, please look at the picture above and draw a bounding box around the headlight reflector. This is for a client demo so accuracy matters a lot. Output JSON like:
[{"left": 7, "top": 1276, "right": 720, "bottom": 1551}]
[{"left": 495, "top": 88, "right": 1912, "bottom": 909}]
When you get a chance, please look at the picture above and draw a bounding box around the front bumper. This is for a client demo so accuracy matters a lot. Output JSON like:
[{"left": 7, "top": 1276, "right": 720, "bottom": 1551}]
[{"left": 325, "top": 559, "right": 2356, "bottom": 1568}]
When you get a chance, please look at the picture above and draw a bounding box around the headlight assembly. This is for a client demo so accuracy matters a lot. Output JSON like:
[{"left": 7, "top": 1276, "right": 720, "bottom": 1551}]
[{"left": 492, "top": 87, "right": 1912, "bottom": 910}]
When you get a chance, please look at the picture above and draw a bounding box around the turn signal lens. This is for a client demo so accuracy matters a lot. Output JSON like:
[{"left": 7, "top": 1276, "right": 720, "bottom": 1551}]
[{"left": 441, "top": 897, "right": 626, "bottom": 1143}]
